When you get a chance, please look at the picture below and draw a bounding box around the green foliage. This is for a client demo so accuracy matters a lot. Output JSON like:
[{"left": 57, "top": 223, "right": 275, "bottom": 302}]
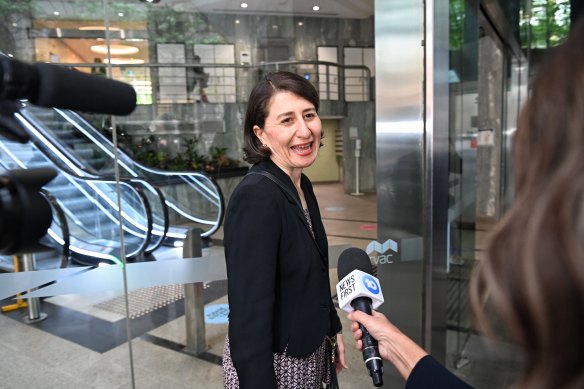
[
  {"left": 0, "top": 0, "right": 32, "bottom": 14},
  {"left": 520, "top": 0, "right": 571, "bottom": 49},
  {"left": 131, "top": 135, "right": 239, "bottom": 173},
  {"left": 182, "top": 138, "right": 207, "bottom": 170},
  {"left": 450, "top": 0, "right": 465, "bottom": 50},
  {"left": 30, "top": 1, "right": 146, "bottom": 21},
  {"left": 205, "top": 146, "right": 240, "bottom": 172},
  {"left": 148, "top": 7, "right": 225, "bottom": 45}
]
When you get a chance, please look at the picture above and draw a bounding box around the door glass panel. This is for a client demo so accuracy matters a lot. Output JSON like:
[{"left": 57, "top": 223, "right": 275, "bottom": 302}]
[
  {"left": 446, "top": 5, "right": 524, "bottom": 386},
  {"left": 447, "top": 0, "right": 479, "bottom": 368}
]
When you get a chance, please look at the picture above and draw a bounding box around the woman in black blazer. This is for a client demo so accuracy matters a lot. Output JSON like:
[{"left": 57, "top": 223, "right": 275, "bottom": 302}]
[{"left": 222, "top": 71, "right": 347, "bottom": 388}]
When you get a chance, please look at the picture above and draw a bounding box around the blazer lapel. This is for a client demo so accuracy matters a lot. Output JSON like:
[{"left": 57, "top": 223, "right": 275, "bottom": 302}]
[
  {"left": 302, "top": 177, "right": 328, "bottom": 263},
  {"left": 252, "top": 161, "right": 327, "bottom": 261}
]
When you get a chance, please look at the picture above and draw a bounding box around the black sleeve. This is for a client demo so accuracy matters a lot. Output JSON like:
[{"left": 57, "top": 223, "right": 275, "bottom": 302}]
[
  {"left": 406, "top": 355, "right": 474, "bottom": 389},
  {"left": 224, "top": 181, "right": 280, "bottom": 388},
  {"left": 329, "top": 297, "right": 342, "bottom": 335}
]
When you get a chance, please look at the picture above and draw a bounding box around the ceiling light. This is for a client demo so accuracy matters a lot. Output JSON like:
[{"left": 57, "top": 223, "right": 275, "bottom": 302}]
[
  {"left": 235, "top": 19, "right": 240, "bottom": 24},
  {"left": 90, "top": 44, "right": 139, "bottom": 55},
  {"left": 298, "top": 21, "right": 303, "bottom": 26},
  {"left": 53, "top": 11, "right": 60, "bottom": 16},
  {"left": 104, "top": 58, "right": 145, "bottom": 64},
  {"left": 313, "top": 5, "right": 320, "bottom": 11},
  {"left": 79, "top": 26, "right": 123, "bottom": 31},
  {"left": 240, "top": 2, "right": 248, "bottom": 8},
  {"left": 118, "top": 12, "right": 124, "bottom": 17}
]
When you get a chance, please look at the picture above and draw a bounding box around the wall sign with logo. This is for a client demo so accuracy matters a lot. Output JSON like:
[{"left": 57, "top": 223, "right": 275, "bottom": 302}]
[{"left": 366, "top": 238, "right": 398, "bottom": 265}]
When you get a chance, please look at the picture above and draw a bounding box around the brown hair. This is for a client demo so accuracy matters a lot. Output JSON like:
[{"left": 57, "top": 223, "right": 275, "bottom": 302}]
[
  {"left": 242, "top": 71, "right": 320, "bottom": 164},
  {"left": 470, "top": 18, "right": 584, "bottom": 388}
]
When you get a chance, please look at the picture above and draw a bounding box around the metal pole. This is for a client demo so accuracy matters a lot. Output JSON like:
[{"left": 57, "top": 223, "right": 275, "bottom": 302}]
[
  {"left": 22, "top": 253, "right": 48, "bottom": 324},
  {"left": 183, "top": 228, "right": 207, "bottom": 355},
  {"left": 351, "top": 138, "right": 364, "bottom": 196}
]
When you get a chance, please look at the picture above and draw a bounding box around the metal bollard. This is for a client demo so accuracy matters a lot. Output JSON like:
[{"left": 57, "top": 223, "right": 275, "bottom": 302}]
[
  {"left": 21, "top": 253, "right": 48, "bottom": 324},
  {"left": 182, "top": 228, "right": 208, "bottom": 355}
]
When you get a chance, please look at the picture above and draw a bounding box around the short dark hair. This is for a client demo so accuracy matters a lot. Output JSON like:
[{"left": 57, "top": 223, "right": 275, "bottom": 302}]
[{"left": 243, "top": 71, "right": 320, "bottom": 164}]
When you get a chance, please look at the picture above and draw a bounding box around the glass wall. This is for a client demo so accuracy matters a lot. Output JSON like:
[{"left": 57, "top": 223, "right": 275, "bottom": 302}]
[
  {"left": 445, "top": 1, "right": 529, "bottom": 387},
  {"left": 0, "top": 1, "right": 376, "bottom": 387},
  {"left": 1, "top": 0, "right": 539, "bottom": 387}
]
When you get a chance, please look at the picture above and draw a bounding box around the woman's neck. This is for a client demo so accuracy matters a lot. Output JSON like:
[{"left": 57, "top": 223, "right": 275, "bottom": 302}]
[
  {"left": 271, "top": 160, "right": 303, "bottom": 189},
  {"left": 269, "top": 160, "right": 306, "bottom": 207}
]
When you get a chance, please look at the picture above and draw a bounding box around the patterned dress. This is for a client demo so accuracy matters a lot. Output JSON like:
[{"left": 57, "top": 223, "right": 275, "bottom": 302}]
[{"left": 222, "top": 209, "right": 332, "bottom": 388}]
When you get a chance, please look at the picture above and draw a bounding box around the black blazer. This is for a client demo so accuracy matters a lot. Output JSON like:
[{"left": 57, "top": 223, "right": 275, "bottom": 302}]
[
  {"left": 224, "top": 160, "right": 342, "bottom": 388},
  {"left": 406, "top": 355, "right": 473, "bottom": 389}
]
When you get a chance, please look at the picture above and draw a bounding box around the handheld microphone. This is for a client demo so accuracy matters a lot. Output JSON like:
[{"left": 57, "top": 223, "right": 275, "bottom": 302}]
[
  {"left": 337, "top": 247, "right": 384, "bottom": 387},
  {"left": 0, "top": 56, "right": 136, "bottom": 115}
]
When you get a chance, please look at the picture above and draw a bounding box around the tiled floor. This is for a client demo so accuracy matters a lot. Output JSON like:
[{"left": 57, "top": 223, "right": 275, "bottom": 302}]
[
  {"left": 0, "top": 182, "right": 383, "bottom": 388},
  {"left": 0, "top": 181, "right": 523, "bottom": 388}
]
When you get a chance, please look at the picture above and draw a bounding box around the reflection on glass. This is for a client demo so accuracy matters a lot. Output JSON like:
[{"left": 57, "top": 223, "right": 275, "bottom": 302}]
[
  {"left": 0, "top": 132, "right": 150, "bottom": 266},
  {"left": 18, "top": 104, "right": 224, "bottom": 243}
]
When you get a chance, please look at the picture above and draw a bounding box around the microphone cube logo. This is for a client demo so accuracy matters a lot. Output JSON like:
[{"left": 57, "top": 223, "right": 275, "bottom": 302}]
[
  {"left": 362, "top": 274, "right": 380, "bottom": 295},
  {"left": 366, "top": 238, "right": 398, "bottom": 265},
  {"left": 337, "top": 270, "right": 384, "bottom": 312},
  {"left": 337, "top": 274, "right": 356, "bottom": 302}
]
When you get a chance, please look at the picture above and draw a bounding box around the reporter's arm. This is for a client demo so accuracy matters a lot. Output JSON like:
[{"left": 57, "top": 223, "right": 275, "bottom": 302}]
[
  {"left": 406, "top": 355, "right": 473, "bottom": 389},
  {"left": 348, "top": 310, "right": 473, "bottom": 388},
  {"left": 348, "top": 310, "right": 427, "bottom": 380}
]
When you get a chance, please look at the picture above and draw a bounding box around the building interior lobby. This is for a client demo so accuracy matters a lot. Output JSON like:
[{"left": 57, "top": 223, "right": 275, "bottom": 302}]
[{"left": 1, "top": 0, "right": 580, "bottom": 388}]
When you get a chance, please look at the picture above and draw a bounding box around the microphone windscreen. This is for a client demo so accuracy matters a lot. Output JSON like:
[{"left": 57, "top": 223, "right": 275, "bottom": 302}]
[
  {"left": 32, "top": 62, "right": 137, "bottom": 116},
  {"left": 337, "top": 247, "right": 373, "bottom": 280}
]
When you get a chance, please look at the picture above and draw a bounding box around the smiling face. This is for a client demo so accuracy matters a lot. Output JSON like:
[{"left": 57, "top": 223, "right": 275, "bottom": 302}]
[{"left": 253, "top": 91, "right": 322, "bottom": 178}]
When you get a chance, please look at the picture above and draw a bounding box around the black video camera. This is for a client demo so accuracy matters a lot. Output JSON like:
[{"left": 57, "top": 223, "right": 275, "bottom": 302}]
[
  {"left": 0, "top": 168, "right": 56, "bottom": 255},
  {"left": 0, "top": 55, "right": 136, "bottom": 255},
  {"left": 0, "top": 57, "right": 55, "bottom": 255}
]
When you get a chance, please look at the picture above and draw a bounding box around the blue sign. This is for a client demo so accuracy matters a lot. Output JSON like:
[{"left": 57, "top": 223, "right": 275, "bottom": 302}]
[
  {"left": 362, "top": 274, "right": 380, "bottom": 294},
  {"left": 204, "top": 303, "right": 230, "bottom": 324}
]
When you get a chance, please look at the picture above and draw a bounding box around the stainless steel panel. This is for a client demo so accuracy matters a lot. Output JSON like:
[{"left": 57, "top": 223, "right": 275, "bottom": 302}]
[{"left": 374, "top": 0, "right": 427, "bottom": 384}]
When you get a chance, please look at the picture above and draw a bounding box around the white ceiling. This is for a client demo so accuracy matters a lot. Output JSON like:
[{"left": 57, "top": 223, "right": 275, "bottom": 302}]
[
  {"left": 152, "top": 0, "right": 373, "bottom": 19},
  {"left": 34, "top": 0, "right": 373, "bottom": 20}
]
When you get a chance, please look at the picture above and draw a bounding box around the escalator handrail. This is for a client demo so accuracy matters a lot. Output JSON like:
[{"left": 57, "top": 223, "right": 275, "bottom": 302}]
[
  {"left": 0, "top": 136, "right": 152, "bottom": 259},
  {"left": 10, "top": 111, "right": 161, "bottom": 252},
  {"left": 127, "top": 182, "right": 153, "bottom": 259},
  {"left": 58, "top": 108, "right": 225, "bottom": 233},
  {"left": 40, "top": 189, "right": 70, "bottom": 268},
  {"left": 62, "top": 108, "right": 225, "bottom": 237},
  {"left": 130, "top": 178, "right": 169, "bottom": 254}
]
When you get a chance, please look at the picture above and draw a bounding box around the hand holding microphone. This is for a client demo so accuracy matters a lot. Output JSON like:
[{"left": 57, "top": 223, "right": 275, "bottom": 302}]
[
  {"left": 338, "top": 247, "right": 430, "bottom": 384},
  {"left": 337, "top": 247, "right": 385, "bottom": 387},
  {"left": 348, "top": 310, "right": 429, "bottom": 382}
]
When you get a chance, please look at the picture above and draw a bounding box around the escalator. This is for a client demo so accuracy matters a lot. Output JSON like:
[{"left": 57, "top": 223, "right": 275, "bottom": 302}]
[
  {"left": 18, "top": 103, "right": 224, "bottom": 245},
  {"left": 0, "top": 134, "right": 153, "bottom": 266}
]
